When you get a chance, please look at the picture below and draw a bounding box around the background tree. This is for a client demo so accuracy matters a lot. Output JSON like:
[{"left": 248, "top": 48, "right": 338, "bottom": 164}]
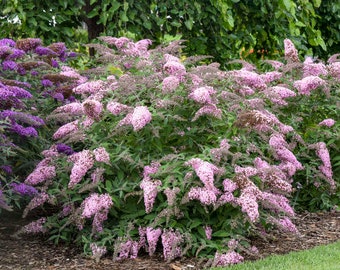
[{"left": 1, "top": 0, "right": 339, "bottom": 63}]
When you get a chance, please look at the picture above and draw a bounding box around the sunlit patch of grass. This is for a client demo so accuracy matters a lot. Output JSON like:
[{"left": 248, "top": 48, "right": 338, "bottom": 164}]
[{"left": 214, "top": 241, "right": 340, "bottom": 270}]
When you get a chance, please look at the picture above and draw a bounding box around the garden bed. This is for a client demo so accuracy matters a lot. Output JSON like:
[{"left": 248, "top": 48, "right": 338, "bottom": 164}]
[{"left": 0, "top": 210, "right": 339, "bottom": 269}]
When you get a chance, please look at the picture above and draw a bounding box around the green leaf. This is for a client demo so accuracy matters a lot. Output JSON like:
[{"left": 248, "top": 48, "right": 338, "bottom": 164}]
[
  {"left": 189, "top": 219, "right": 202, "bottom": 229},
  {"left": 87, "top": 9, "right": 99, "bottom": 18},
  {"left": 170, "top": 21, "right": 182, "bottom": 27},
  {"left": 106, "top": 180, "right": 113, "bottom": 192},
  {"left": 312, "top": 0, "right": 321, "bottom": 8},
  {"left": 184, "top": 19, "right": 193, "bottom": 30},
  {"left": 212, "top": 230, "right": 230, "bottom": 237},
  {"left": 143, "top": 20, "right": 152, "bottom": 30}
]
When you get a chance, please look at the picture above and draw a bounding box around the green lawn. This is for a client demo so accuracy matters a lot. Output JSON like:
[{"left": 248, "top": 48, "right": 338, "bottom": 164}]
[{"left": 214, "top": 241, "right": 340, "bottom": 270}]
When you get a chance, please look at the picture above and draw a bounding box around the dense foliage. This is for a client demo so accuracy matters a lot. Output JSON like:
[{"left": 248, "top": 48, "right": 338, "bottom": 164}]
[
  {"left": 1, "top": 1, "right": 339, "bottom": 62},
  {"left": 1, "top": 36, "right": 338, "bottom": 267}
]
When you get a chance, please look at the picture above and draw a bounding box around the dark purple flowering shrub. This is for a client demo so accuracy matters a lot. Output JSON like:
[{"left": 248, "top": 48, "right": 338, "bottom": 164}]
[
  {"left": 14, "top": 38, "right": 339, "bottom": 267},
  {"left": 0, "top": 37, "right": 81, "bottom": 212}
]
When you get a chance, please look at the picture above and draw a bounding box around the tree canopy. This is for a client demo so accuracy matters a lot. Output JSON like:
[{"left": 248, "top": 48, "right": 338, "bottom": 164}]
[{"left": 1, "top": 0, "right": 339, "bottom": 62}]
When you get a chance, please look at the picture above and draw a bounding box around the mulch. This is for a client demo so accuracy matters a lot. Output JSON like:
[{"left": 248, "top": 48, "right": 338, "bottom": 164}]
[{"left": 0, "top": 210, "right": 339, "bottom": 270}]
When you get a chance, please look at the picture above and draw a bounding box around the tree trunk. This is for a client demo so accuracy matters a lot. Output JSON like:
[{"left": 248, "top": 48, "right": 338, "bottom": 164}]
[{"left": 83, "top": 0, "right": 104, "bottom": 56}]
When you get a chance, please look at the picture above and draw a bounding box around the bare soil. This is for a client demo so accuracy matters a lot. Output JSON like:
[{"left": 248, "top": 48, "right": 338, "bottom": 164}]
[{"left": 0, "top": 210, "right": 339, "bottom": 270}]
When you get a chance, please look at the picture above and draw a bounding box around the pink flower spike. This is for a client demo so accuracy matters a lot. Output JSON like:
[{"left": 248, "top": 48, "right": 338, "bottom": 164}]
[
  {"left": 140, "top": 178, "right": 162, "bottom": 213},
  {"left": 204, "top": 226, "right": 212, "bottom": 240},
  {"left": 107, "top": 101, "right": 131, "bottom": 115},
  {"left": 131, "top": 106, "right": 152, "bottom": 131},
  {"left": 293, "top": 76, "right": 326, "bottom": 95},
  {"left": 93, "top": 147, "right": 110, "bottom": 164},
  {"left": 318, "top": 118, "right": 335, "bottom": 127},
  {"left": 188, "top": 86, "right": 216, "bottom": 104},
  {"left": 68, "top": 150, "right": 94, "bottom": 188},
  {"left": 146, "top": 227, "right": 162, "bottom": 256},
  {"left": 284, "top": 39, "right": 299, "bottom": 63},
  {"left": 213, "top": 251, "right": 244, "bottom": 267}
]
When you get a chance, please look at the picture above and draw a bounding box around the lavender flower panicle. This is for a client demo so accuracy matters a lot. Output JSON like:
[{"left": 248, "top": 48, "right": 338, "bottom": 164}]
[
  {"left": 284, "top": 39, "right": 299, "bottom": 63},
  {"left": 81, "top": 193, "right": 113, "bottom": 233},
  {"left": 93, "top": 147, "right": 110, "bottom": 164},
  {"left": 161, "top": 229, "right": 182, "bottom": 261},
  {"left": 11, "top": 183, "right": 38, "bottom": 196},
  {"left": 140, "top": 178, "right": 162, "bottom": 213},
  {"left": 68, "top": 150, "right": 94, "bottom": 188},
  {"left": 146, "top": 227, "right": 162, "bottom": 256},
  {"left": 213, "top": 251, "right": 244, "bottom": 267},
  {"left": 22, "top": 192, "right": 50, "bottom": 218},
  {"left": 90, "top": 243, "right": 107, "bottom": 262},
  {"left": 318, "top": 118, "right": 335, "bottom": 127},
  {"left": 21, "top": 217, "right": 47, "bottom": 234}
]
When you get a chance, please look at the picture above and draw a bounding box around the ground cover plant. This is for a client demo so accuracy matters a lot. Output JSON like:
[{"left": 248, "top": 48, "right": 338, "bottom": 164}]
[{"left": 0, "top": 37, "right": 339, "bottom": 268}]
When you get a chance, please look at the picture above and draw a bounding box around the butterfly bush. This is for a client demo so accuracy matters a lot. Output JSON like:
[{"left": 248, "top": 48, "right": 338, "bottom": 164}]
[
  {"left": 0, "top": 37, "right": 80, "bottom": 212},
  {"left": 15, "top": 37, "right": 339, "bottom": 267}
]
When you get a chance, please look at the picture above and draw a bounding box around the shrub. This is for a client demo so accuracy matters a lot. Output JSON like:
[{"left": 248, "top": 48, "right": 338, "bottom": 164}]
[
  {"left": 10, "top": 37, "right": 340, "bottom": 267},
  {"left": 0, "top": 37, "right": 82, "bottom": 212}
]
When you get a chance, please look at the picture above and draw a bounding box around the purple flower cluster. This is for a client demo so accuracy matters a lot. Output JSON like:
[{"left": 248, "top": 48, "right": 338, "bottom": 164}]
[
  {"left": 264, "top": 86, "right": 296, "bottom": 106},
  {"left": 254, "top": 157, "right": 292, "bottom": 193},
  {"left": 101, "top": 37, "right": 152, "bottom": 58},
  {"left": 260, "top": 71, "right": 282, "bottom": 83},
  {"left": 186, "top": 158, "right": 223, "bottom": 205},
  {"left": 0, "top": 110, "right": 45, "bottom": 127},
  {"left": 21, "top": 217, "right": 47, "bottom": 234},
  {"left": 16, "top": 38, "right": 42, "bottom": 52},
  {"left": 0, "top": 165, "right": 13, "bottom": 174},
  {"left": 260, "top": 192, "right": 295, "bottom": 216},
  {"left": 236, "top": 186, "right": 260, "bottom": 222},
  {"left": 163, "top": 57, "right": 186, "bottom": 77},
  {"left": 230, "top": 69, "right": 266, "bottom": 89},
  {"left": 53, "top": 102, "right": 84, "bottom": 116},
  {"left": 210, "top": 139, "right": 230, "bottom": 163},
  {"left": 192, "top": 104, "right": 222, "bottom": 121},
  {"left": 163, "top": 187, "right": 180, "bottom": 206},
  {"left": 276, "top": 216, "right": 298, "bottom": 233},
  {"left": 73, "top": 80, "right": 106, "bottom": 95},
  {"left": 52, "top": 120, "right": 79, "bottom": 140},
  {"left": 56, "top": 143, "right": 75, "bottom": 155},
  {"left": 11, "top": 183, "right": 38, "bottom": 196},
  {"left": 204, "top": 226, "right": 212, "bottom": 240}
]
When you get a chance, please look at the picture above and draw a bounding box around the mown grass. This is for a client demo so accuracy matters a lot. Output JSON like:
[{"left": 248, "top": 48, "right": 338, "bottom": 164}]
[{"left": 214, "top": 241, "right": 340, "bottom": 270}]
